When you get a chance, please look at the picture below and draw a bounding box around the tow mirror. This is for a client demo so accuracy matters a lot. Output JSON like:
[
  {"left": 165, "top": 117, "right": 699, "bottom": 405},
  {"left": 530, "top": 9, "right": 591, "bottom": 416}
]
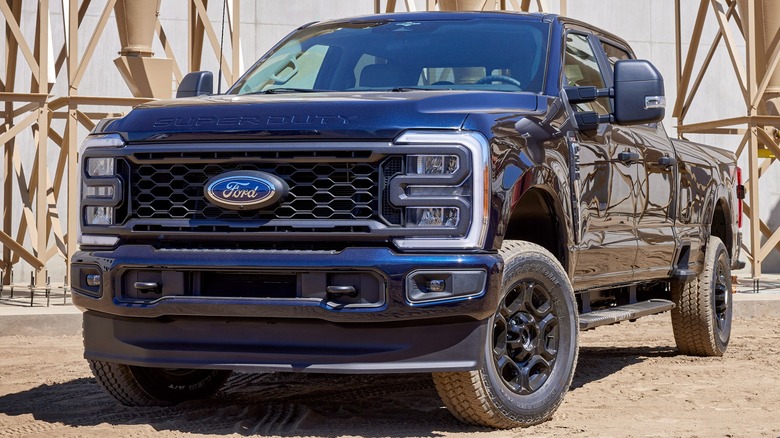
[
  {"left": 563, "top": 59, "right": 665, "bottom": 130},
  {"left": 176, "top": 71, "right": 213, "bottom": 98},
  {"left": 562, "top": 86, "right": 610, "bottom": 131},
  {"left": 564, "top": 86, "right": 599, "bottom": 103},
  {"left": 613, "top": 59, "right": 665, "bottom": 125}
]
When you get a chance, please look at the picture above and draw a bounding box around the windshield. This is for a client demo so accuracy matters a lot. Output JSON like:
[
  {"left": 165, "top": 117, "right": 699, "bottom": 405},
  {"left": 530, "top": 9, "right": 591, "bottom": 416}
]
[{"left": 230, "top": 17, "right": 551, "bottom": 94}]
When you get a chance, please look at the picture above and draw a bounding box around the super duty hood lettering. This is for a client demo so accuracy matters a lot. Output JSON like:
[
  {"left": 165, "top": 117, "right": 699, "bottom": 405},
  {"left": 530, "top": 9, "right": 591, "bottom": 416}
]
[
  {"left": 108, "top": 91, "right": 541, "bottom": 141},
  {"left": 152, "top": 114, "right": 359, "bottom": 128}
]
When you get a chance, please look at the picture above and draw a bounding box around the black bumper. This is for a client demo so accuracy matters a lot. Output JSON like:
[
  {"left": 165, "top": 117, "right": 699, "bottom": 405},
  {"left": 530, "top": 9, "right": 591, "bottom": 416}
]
[
  {"left": 82, "top": 311, "right": 489, "bottom": 373},
  {"left": 72, "top": 245, "right": 502, "bottom": 372}
]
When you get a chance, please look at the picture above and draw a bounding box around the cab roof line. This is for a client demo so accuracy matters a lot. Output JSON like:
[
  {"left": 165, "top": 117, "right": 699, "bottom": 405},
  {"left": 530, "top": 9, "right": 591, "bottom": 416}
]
[{"left": 297, "top": 21, "right": 318, "bottom": 30}]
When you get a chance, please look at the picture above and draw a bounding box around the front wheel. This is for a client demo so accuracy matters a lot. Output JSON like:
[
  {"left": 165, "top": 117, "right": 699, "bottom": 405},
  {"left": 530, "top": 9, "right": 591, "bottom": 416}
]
[
  {"left": 433, "top": 241, "right": 578, "bottom": 428},
  {"left": 89, "top": 360, "right": 232, "bottom": 406}
]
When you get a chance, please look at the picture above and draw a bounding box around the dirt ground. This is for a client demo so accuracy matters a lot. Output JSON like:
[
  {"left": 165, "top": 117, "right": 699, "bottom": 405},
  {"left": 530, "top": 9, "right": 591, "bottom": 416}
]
[{"left": 0, "top": 314, "right": 779, "bottom": 438}]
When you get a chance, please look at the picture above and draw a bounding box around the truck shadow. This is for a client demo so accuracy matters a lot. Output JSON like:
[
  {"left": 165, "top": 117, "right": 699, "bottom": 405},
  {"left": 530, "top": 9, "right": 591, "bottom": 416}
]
[
  {"left": 0, "top": 345, "right": 678, "bottom": 436},
  {"left": 570, "top": 345, "right": 678, "bottom": 390}
]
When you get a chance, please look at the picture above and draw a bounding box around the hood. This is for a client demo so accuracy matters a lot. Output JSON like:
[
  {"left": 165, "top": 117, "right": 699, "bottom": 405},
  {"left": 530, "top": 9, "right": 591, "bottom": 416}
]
[{"left": 106, "top": 91, "right": 541, "bottom": 142}]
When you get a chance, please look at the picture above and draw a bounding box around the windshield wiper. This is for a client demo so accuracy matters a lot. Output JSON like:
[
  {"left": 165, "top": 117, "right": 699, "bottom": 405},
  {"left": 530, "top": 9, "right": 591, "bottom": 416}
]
[
  {"left": 390, "top": 87, "right": 442, "bottom": 92},
  {"left": 246, "top": 88, "right": 329, "bottom": 95}
]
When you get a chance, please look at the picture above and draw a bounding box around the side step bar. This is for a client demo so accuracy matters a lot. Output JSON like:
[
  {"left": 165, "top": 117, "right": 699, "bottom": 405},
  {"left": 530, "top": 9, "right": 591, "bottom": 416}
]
[{"left": 579, "top": 299, "right": 674, "bottom": 330}]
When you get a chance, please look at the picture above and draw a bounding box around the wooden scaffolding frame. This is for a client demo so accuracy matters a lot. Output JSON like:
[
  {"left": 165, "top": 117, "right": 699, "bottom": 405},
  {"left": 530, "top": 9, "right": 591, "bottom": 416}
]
[
  {"left": 675, "top": 0, "right": 780, "bottom": 278},
  {"left": 1, "top": 0, "right": 242, "bottom": 288}
]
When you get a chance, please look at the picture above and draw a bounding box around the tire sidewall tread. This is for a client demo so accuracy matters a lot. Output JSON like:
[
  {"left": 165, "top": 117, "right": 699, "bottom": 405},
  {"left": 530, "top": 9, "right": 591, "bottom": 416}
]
[
  {"left": 671, "top": 236, "right": 732, "bottom": 357},
  {"left": 433, "top": 240, "right": 578, "bottom": 429},
  {"left": 88, "top": 359, "right": 231, "bottom": 407}
]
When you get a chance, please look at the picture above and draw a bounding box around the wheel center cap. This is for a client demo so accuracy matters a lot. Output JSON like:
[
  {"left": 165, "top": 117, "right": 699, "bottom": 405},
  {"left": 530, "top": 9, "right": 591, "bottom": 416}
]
[{"left": 521, "top": 326, "right": 533, "bottom": 348}]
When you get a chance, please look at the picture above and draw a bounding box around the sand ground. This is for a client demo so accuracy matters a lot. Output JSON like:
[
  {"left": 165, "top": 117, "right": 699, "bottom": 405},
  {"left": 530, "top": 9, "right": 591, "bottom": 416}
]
[{"left": 0, "top": 314, "right": 778, "bottom": 437}]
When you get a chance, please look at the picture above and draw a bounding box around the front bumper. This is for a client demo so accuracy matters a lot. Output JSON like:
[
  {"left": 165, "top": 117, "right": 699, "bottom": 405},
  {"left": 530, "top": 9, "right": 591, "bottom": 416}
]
[{"left": 72, "top": 245, "right": 502, "bottom": 372}]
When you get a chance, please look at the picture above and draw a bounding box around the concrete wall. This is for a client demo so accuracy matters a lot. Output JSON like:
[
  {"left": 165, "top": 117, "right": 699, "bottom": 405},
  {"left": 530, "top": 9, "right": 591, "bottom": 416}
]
[{"left": 1, "top": 0, "right": 778, "bottom": 281}]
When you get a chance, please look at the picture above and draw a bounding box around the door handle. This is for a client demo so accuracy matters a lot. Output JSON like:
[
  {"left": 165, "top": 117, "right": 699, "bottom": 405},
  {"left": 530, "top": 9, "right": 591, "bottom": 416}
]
[
  {"left": 658, "top": 155, "right": 677, "bottom": 169},
  {"left": 618, "top": 151, "right": 640, "bottom": 164}
]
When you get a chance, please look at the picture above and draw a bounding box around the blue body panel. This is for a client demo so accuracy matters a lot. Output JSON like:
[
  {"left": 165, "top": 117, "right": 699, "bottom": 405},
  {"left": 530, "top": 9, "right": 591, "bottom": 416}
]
[
  {"left": 110, "top": 91, "right": 540, "bottom": 142},
  {"left": 75, "top": 13, "right": 568, "bottom": 372}
]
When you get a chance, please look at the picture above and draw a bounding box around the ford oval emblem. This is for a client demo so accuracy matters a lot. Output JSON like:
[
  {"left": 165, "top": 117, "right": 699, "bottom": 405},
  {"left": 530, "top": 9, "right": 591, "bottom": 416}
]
[{"left": 204, "top": 170, "right": 288, "bottom": 210}]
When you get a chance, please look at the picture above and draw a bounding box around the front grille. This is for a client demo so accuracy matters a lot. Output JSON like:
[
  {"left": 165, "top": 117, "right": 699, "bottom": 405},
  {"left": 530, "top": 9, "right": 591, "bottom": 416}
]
[
  {"left": 380, "top": 156, "right": 404, "bottom": 224},
  {"left": 128, "top": 160, "right": 387, "bottom": 223}
]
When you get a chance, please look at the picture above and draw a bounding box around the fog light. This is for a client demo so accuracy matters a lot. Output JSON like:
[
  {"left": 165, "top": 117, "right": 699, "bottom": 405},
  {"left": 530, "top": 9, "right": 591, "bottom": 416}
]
[
  {"left": 406, "top": 270, "right": 488, "bottom": 305},
  {"left": 85, "top": 274, "right": 101, "bottom": 287},
  {"left": 426, "top": 279, "right": 446, "bottom": 292}
]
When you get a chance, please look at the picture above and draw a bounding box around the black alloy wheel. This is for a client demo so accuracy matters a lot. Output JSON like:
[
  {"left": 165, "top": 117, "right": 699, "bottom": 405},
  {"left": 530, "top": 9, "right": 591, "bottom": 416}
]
[
  {"left": 492, "top": 279, "right": 559, "bottom": 395},
  {"left": 712, "top": 248, "right": 732, "bottom": 346}
]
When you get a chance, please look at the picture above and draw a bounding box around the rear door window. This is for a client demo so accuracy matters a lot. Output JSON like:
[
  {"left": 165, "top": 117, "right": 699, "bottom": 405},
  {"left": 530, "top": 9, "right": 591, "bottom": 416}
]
[{"left": 601, "top": 41, "right": 633, "bottom": 68}]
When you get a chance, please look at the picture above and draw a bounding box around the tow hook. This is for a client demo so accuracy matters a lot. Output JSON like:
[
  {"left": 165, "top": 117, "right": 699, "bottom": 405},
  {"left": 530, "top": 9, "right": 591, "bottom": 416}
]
[{"left": 326, "top": 285, "right": 358, "bottom": 299}]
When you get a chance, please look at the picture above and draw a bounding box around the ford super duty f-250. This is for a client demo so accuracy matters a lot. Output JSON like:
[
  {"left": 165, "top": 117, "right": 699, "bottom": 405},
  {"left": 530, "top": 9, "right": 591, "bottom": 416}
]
[{"left": 72, "top": 11, "right": 744, "bottom": 428}]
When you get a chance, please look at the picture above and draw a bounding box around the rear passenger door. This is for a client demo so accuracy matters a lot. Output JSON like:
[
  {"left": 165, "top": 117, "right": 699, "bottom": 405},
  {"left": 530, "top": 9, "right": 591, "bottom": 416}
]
[
  {"left": 564, "top": 31, "right": 640, "bottom": 290},
  {"left": 597, "top": 40, "right": 679, "bottom": 281}
]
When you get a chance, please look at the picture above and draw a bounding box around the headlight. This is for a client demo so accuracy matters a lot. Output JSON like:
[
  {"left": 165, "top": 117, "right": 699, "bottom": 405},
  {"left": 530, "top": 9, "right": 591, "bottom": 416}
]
[
  {"left": 79, "top": 134, "right": 125, "bottom": 244},
  {"left": 406, "top": 207, "right": 460, "bottom": 227},
  {"left": 408, "top": 154, "right": 459, "bottom": 175},
  {"left": 86, "top": 157, "right": 115, "bottom": 176},
  {"left": 390, "top": 131, "right": 490, "bottom": 250},
  {"left": 84, "top": 158, "right": 116, "bottom": 199},
  {"left": 85, "top": 206, "right": 114, "bottom": 225}
]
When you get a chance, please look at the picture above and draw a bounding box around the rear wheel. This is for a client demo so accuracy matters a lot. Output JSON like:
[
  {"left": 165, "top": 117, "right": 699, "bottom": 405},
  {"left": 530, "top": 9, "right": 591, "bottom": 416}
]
[
  {"left": 89, "top": 360, "right": 231, "bottom": 406},
  {"left": 433, "top": 241, "right": 578, "bottom": 428},
  {"left": 671, "top": 236, "right": 732, "bottom": 356}
]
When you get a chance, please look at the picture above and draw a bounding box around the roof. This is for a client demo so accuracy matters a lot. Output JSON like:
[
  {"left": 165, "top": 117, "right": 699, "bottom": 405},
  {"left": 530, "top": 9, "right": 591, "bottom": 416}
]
[
  {"left": 305, "top": 11, "right": 632, "bottom": 51},
  {"left": 311, "top": 10, "right": 551, "bottom": 27}
]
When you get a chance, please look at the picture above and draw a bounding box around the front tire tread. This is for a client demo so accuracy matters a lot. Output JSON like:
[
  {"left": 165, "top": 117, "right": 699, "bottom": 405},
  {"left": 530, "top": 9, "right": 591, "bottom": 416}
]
[
  {"left": 433, "top": 240, "right": 577, "bottom": 428},
  {"left": 89, "top": 359, "right": 162, "bottom": 407}
]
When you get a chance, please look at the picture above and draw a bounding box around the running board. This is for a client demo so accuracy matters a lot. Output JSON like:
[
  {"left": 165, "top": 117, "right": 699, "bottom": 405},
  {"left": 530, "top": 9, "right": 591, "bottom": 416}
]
[{"left": 579, "top": 299, "right": 674, "bottom": 330}]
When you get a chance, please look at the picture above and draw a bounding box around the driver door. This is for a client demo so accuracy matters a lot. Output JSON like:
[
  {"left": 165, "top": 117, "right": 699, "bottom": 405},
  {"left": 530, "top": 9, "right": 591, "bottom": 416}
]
[{"left": 564, "top": 31, "right": 640, "bottom": 290}]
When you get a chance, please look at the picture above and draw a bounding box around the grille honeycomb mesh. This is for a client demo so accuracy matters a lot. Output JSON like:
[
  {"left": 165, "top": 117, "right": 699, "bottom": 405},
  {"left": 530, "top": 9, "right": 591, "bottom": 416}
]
[
  {"left": 380, "top": 156, "right": 403, "bottom": 224},
  {"left": 129, "top": 161, "right": 383, "bottom": 222}
]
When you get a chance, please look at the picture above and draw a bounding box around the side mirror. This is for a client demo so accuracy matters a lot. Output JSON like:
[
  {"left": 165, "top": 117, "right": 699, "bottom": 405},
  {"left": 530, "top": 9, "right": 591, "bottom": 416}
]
[
  {"left": 613, "top": 59, "right": 665, "bottom": 125},
  {"left": 176, "top": 71, "right": 213, "bottom": 98},
  {"left": 562, "top": 86, "right": 610, "bottom": 131}
]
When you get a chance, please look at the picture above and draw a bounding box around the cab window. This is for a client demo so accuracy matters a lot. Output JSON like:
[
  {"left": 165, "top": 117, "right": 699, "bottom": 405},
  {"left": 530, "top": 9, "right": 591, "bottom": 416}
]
[
  {"left": 563, "top": 33, "right": 610, "bottom": 114},
  {"left": 601, "top": 41, "right": 632, "bottom": 67},
  {"left": 232, "top": 18, "right": 551, "bottom": 94}
]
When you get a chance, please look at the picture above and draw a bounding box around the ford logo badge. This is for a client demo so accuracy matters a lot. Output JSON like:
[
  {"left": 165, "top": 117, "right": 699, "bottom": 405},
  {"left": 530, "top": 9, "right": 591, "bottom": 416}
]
[{"left": 204, "top": 170, "right": 288, "bottom": 210}]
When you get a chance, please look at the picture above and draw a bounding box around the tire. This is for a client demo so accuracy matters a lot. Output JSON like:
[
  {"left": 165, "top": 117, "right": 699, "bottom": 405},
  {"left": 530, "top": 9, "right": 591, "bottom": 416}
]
[
  {"left": 433, "top": 240, "right": 578, "bottom": 428},
  {"left": 671, "top": 236, "right": 733, "bottom": 356},
  {"left": 89, "top": 360, "right": 231, "bottom": 406}
]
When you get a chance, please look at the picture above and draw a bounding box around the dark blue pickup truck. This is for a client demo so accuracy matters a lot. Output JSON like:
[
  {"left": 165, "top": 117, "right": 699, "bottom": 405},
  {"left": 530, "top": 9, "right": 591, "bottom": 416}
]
[{"left": 72, "top": 11, "right": 743, "bottom": 428}]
